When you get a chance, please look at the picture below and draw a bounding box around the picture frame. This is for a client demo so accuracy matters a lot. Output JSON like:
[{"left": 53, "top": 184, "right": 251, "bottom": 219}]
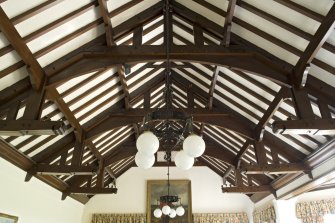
[
  {"left": 0, "top": 213, "right": 18, "bottom": 223},
  {"left": 147, "top": 180, "right": 192, "bottom": 223}
]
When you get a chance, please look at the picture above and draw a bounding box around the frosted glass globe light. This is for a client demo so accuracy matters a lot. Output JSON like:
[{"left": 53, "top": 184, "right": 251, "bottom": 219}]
[
  {"left": 169, "top": 209, "right": 176, "bottom": 218},
  {"left": 136, "top": 131, "right": 159, "bottom": 156},
  {"left": 176, "top": 206, "right": 185, "bottom": 216},
  {"left": 135, "top": 152, "right": 155, "bottom": 169},
  {"left": 183, "top": 134, "right": 205, "bottom": 158},
  {"left": 162, "top": 205, "right": 171, "bottom": 215},
  {"left": 174, "top": 150, "right": 194, "bottom": 170},
  {"left": 153, "top": 208, "right": 162, "bottom": 218}
]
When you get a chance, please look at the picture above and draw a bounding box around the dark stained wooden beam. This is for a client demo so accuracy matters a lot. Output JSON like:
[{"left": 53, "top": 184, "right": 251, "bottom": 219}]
[
  {"left": 233, "top": 140, "right": 251, "bottom": 166},
  {"left": 193, "top": 25, "right": 204, "bottom": 45},
  {"left": 255, "top": 88, "right": 290, "bottom": 141},
  {"left": 175, "top": 0, "right": 335, "bottom": 106},
  {"left": 72, "top": 138, "right": 85, "bottom": 166},
  {"left": 98, "top": 0, "right": 114, "bottom": 46},
  {"left": 46, "top": 45, "right": 291, "bottom": 87},
  {"left": 294, "top": 4, "right": 335, "bottom": 87},
  {"left": 222, "top": 166, "right": 235, "bottom": 185},
  {"left": 67, "top": 187, "right": 117, "bottom": 195},
  {"left": 95, "top": 159, "right": 105, "bottom": 188},
  {"left": 46, "top": 88, "right": 83, "bottom": 141},
  {"left": 254, "top": 141, "right": 267, "bottom": 165},
  {"left": 235, "top": 169, "right": 243, "bottom": 187},
  {"left": 30, "top": 164, "right": 97, "bottom": 175},
  {"left": 133, "top": 26, "right": 143, "bottom": 47},
  {"left": 222, "top": 0, "right": 236, "bottom": 47},
  {"left": 208, "top": 67, "right": 219, "bottom": 109},
  {"left": 240, "top": 163, "right": 310, "bottom": 174},
  {"left": 273, "top": 118, "right": 335, "bottom": 135},
  {"left": 86, "top": 141, "right": 102, "bottom": 160},
  {"left": 0, "top": 120, "right": 65, "bottom": 136},
  {"left": 187, "top": 84, "right": 195, "bottom": 108},
  {"left": 317, "top": 99, "right": 332, "bottom": 119},
  {"left": 117, "top": 65, "right": 131, "bottom": 109},
  {"left": 222, "top": 185, "right": 275, "bottom": 194},
  {"left": 0, "top": 7, "right": 44, "bottom": 90},
  {"left": 85, "top": 108, "right": 255, "bottom": 140}
]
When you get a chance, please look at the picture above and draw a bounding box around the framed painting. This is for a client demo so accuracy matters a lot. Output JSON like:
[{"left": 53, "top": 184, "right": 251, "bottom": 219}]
[
  {"left": 147, "top": 180, "right": 192, "bottom": 223},
  {"left": 0, "top": 213, "right": 18, "bottom": 223}
]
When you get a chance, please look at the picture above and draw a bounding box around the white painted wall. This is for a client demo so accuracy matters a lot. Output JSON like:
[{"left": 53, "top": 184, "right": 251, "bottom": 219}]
[
  {"left": 0, "top": 158, "right": 83, "bottom": 223},
  {"left": 82, "top": 166, "right": 254, "bottom": 223}
]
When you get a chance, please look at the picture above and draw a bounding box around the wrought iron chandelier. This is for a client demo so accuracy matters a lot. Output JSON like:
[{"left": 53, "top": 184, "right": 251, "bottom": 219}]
[
  {"left": 153, "top": 152, "right": 185, "bottom": 219},
  {"left": 134, "top": 0, "right": 205, "bottom": 170}
]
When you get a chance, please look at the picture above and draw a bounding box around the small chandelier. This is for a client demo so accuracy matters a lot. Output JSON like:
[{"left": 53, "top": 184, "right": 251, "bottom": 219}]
[
  {"left": 153, "top": 152, "right": 185, "bottom": 219},
  {"left": 135, "top": 116, "right": 205, "bottom": 170},
  {"left": 135, "top": 0, "right": 205, "bottom": 170}
]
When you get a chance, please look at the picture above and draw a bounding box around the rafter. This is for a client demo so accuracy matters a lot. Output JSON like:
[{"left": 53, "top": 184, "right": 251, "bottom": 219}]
[
  {"left": 240, "top": 163, "right": 310, "bottom": 174},
  {"left": 98, "top": 0, "right": 114, "bottom": 46},
  {"left": 46, "top": 45, "right": 291, "bottom": 87},
  {"left": 173, "top": 0, "right": 335, "bottom": 106},
  {"left": 255, "top": 88, "right": 290, "bottom": 141},
  {"left": 0, "top": 120, "right": 65, "bottom": 136},
  {"left": 233, "top": 140, "right": 251, "bottom": 167},
  {"left": 222, "top": 0, "right": 237, "bottom": 47},
  {"left": 85, "top": 107, "right": 255, "bottom": 140},
  {"left": 273, "top": 118, "right": 335, "bottom": 135},
  {"left": 294, "top": 4, "right": 335, "bottom": 87},
  {"left": 0, "top": 7, "right": 44, "bottom": 90},
  {"left": 29, "top": 164, "right": 97, "bottom": 176},
  {"left": 222, "top": 166, "right": 235, "bottom": 185},
  {"left": 46, "top": 88, "right": 82, "bottom": 141},
  {"left": 66, "top": 187, "right": 117, "bottom": 195},
  {"left": 222, "top": 185, "right": 275, "bottom": 194}
]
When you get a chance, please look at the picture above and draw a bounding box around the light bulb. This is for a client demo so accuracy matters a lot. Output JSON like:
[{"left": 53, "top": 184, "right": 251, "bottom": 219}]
[
  {"left": 174, "top": 150, "right": 194, "bottom": 170},
  {"left": 136, "top": 131, "right": 159, "bottom": 155},
  {"left": 153, "top": 208, "right": 162, "bottom": 218},
  {"left": 135, "top": 152, "right": 155, "bottom": 169},
  {"left": 162, "top": 205, "right": 171, "bottom": 215},
  {"left": 183, "top": 134, "right": 205, "bottom": 157},
  {"left": 176, "top": 206, "right": 185, "bottom": 216},
  {"left": 169, "top": 209, "right": 176, "bottom": 218}
]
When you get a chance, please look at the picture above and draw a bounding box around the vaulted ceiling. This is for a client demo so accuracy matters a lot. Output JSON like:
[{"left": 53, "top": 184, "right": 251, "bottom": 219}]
[{"left": 0, "top": 0, "right": 335, "bottom": 204}]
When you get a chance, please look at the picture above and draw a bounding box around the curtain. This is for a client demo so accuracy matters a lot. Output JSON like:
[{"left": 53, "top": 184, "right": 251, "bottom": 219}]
[
  {"left": 253, "top": 205, "right": 276, "bottom": 223},
  {"left": 91, "top": 214, "right": 146, "bottom": 223},
  {"left": 193, "top": 213, "right": 248, "bottom": 223},
  {"left": 296, "top": 198, "right": 335, "bottom": 223},
  {"left": 91, "top": 213, "right": 249, "bottom": 223}
]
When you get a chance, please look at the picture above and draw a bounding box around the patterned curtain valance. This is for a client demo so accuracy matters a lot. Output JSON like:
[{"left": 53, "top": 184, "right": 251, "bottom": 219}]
[
  {"left": 91, "top": 213, "right": 146, "bottom": 223},
  {"left": 296, "top": 198, "right": 335, "bottom": 223},
  {"left": 193, "top": 213, "right": 249, "bottom": 223},
  {"left": 91, "top": 213, "right": 249, "bottom": 223},
  {"left": 253, "top": 205, "right": 276, "bottom": 223}
]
